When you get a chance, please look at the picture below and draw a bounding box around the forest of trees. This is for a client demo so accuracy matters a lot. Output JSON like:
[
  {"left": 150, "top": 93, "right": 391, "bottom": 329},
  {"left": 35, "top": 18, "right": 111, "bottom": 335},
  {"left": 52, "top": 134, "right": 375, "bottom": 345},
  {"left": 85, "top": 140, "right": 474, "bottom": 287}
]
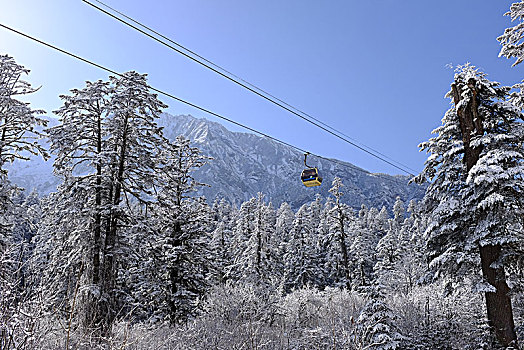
[{"left": 1, "top": 1, "right": 524, "bottom": 349}]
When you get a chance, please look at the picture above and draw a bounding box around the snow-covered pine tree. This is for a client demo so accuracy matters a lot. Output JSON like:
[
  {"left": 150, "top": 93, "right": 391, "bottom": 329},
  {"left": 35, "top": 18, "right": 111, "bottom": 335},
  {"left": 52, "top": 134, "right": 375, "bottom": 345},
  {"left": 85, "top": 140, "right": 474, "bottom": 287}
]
[
  {"left": 272, "top": 201, "right": 295, "bottom": 286},
  {"left": 100, "top": 72, "right": 168, "bottom": 331},
  {"left": 44, "top": 71, "right": 170, "bottom": 336},
  {"left": 0, "top": 55, "right": 48, "bottom": 169},
  {"left": 209, "top": 198, "right": 236, "bottom": 285},
  {"left": 276, "top": 202, "right": 295, "bottom": 239},
  {"left": 350, "top": 205, "right": 377, "bottom": 291},
  {"left": 394, "top": 200, "right": 427, "bottom": 295},
  {"left": 317, "top": 196, "right": 334, "bottom": 288},
  {"left": 355, "top": 298, "right": 403, "bottom": 350},
  {"left": 326, "top": 177, "right": 352, "bottom": 289},
  {"left": 416, "top": 64, "right": 523, "bottom": 347},
  {"left": 282, "top": 203, "right": 324, "bottom": 291},
  {"left": 135, "top": 135, "right": 211, "bottom": 324},
  {"left": 230, "top": 193, "right": 275, "bottom": 285},
  {"left": 498, "top": 0, "right": 524, "bottom": 66},
  {"left": 392, "top": 196, "right": 405, "bottom": 228},
  {"left": 46, "top": 79, "right": 111, "bottom": 331},
  {"left": 0, "top": 55, "right": 48, "bottom": 347},
  {"left": 228, "top": 197, "right": 256, "bottom": 282},
  {"left": 374, "top": 197, "right": 404, "bottom": 293},
  {"left": 0, "top": 55, "right": 47, "bottom": 243}
]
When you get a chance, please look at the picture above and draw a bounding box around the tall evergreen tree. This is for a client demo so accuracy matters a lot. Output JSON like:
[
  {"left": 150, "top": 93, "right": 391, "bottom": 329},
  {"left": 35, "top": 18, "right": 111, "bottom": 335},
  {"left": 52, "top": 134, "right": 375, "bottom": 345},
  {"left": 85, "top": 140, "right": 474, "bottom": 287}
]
[
  {"left": 273, "top": 201, "right": 295, "bottom": 285},
  {"left": 230, "top": 193, "right": 275, "bottom": 284},
  {"left": 209, "top": 198, "right": 236, "bottom": 285},
  {"left": 0, "top": 54, "right": 47, "bottom": 243},
  {"left": 374, "top": 197, "right": 404, "bottom": 292},
  {"left": 282, "top": 204, "right": 323, "bottom": 290},
  {"left": 135, "top": 135, "right": 211, "bottom": 323},
  {"left": 43, "top": 71, "right": 170, "bottom": 336},
  {"left": 498, "top": 0, "right": 524, "bottom": 66},
  {"left": 350, "top": 205, "right": 376, "bottom": 290},
  {"left": 416, "top": 64, "right": 523, "bottom": 347},
  {"left": 0, "top": 55, "right": 48, "bottom": 169},
  {"left": 326, "top": 177, "right": 352, "bottom": 289},
  {"left": 0, "top": 56, "right": 48, "bottom": 347}
]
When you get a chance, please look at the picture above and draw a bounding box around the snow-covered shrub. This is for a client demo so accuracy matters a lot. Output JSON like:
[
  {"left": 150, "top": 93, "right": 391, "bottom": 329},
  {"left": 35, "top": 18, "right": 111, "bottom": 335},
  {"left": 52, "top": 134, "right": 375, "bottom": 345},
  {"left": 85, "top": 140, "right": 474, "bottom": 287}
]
[
  {"left": 354, "top": 298, "right": 403, "bottom": 350},
  {"left": 278, "top": 286, "right": 365, "bottom": 348},
  {"left": 388, "top": 283, "right": 486, "bottom": 349},
  {"left": 170, "top": 282, "right": 280, "bottom": 349}
]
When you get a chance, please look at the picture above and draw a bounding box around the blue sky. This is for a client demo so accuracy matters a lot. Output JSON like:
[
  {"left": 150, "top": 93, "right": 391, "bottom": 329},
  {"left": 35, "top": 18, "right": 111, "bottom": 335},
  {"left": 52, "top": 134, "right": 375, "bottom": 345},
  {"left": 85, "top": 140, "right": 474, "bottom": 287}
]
[{"left": 1, "top": 0, "right": 522, "bottom": 175}]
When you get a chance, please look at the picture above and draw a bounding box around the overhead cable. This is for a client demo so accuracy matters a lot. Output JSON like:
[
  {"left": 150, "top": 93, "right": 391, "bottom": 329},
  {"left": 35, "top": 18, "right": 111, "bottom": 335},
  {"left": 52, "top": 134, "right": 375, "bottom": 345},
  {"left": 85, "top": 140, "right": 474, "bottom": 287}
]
[
  {"left": 82, "top": 0, "right": 417, "bottom": 177},
  {"left": 0, "top": 22, "right": 381, "bottom": 178}
]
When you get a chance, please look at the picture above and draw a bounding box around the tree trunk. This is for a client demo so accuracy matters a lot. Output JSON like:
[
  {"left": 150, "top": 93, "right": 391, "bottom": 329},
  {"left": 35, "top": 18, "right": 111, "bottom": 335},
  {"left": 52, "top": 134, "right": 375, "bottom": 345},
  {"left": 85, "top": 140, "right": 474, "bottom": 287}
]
[
  {"left": 337, "top": 204, "right": 351, "bottom": 289},
  {"left": 452, "top": 82, "right": 518, "bottom": 348},
  {"left": 93, "top": 108, "right": 102, "bottom": 288},
  {"left": 85, "top": 108, "right": 104, "bottom": 332},
  {"left": 100, "top": 113, "right": 129, "bottom": 336},
  {"left": 480, "top": 245, "right": 518, "bottom": 346},
  {"left": 168, "top": 221, "right": 182, "bottom": 323}
]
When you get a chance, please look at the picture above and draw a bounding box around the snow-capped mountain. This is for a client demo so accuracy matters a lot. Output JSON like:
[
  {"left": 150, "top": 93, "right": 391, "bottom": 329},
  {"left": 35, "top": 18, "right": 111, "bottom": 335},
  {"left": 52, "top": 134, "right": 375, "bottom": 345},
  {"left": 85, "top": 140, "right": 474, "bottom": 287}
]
[
  {"left": 158, "top": 114, "right": 425, "bottom": 210},
  {"left": 6, "top": 113, "right": 425, "bottom": 210}
]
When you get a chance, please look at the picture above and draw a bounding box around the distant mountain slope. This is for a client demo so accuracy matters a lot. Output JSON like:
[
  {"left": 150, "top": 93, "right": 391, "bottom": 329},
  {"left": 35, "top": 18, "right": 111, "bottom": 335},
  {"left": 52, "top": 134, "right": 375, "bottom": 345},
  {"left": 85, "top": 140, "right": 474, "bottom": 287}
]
[
  {"left": 6, "top": 114, "right": 425, "bottom": 211},
  {"left": 158, "top": 114, "right": 425, "bottom": 210},
  {"left": 5, "top": 117, "right": 58, "bottom": 195}
]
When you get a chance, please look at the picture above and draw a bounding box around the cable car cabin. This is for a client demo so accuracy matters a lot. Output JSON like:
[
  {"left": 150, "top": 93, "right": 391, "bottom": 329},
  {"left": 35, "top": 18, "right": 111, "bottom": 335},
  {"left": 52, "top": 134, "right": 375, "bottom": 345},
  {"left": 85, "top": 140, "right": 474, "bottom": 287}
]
[{"left": 301, "top": 168, "right": 322, "bottom": 187}]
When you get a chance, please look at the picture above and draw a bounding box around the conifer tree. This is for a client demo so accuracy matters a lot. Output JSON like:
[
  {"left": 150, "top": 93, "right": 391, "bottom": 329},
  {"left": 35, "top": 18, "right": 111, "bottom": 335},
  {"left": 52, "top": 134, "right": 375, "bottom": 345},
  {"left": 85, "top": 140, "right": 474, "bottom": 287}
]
[
  {"left": 0, "top": 56, "right": 48, "bottom": 346},
  {"left": 355, "top": 298, "right": 403, "bottom": 350},
  {"left": 136, "top": 135, "right": 211, "bottom": 323},
  {"left": 317, "top": 197, "right": 334, "bottom": 287},
  {"left": 230, "top": 193, "right": 275, "bottom": 284},
  {"left": 273, "top": 201, "right": 295, "bottom": 284},
  {"left": 416, "top": 64, "right": 523, "bottom": 347},
  {"left": 350, "top": 205, "right": 376, "bottom": 290},
  {"left": 282, "top": 204, "right": 323, "bottom": 290},
  {"left": 43, "top": 71, "right": 170, "bottom": 336},
  {"left": 498, "top": 0, "right": 524, "bottom": 66},
  {"left": 0, "top": 55, "right": 47, "bottom": 244},
  {"left": 374, "top": 197, "right": 404, "bottom": 292},
  {"left": 327, "top": 177, "right": 352, "bottom": 289},
  {"left": 209, "top": 199, "right": 236, "bottom": 285},
  {"left": 0, "top": 55, "right": 48, "bottom": 169}
]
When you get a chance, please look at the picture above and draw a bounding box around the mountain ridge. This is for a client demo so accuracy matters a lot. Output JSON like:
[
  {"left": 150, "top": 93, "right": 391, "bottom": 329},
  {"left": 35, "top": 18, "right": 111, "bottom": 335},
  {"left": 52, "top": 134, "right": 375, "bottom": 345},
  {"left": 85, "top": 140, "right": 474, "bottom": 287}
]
[
  {"left": 158, "top": 113, "right": 425, "bottom": 210},
  {"left": 6, "top": 113, "right": 425, "bottom": 211}
]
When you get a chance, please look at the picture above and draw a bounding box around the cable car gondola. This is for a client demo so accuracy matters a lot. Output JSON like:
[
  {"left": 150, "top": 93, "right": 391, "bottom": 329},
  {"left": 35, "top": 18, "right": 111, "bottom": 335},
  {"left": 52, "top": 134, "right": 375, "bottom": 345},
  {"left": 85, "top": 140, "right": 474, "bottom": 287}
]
[{"left": 301, "top": 153, "right": 322, "bottom": 187}]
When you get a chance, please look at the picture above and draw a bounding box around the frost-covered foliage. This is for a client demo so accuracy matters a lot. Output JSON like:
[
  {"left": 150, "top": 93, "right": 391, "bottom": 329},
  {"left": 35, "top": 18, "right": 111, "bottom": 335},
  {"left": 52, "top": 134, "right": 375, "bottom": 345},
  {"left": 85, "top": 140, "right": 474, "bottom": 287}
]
[
  {"left": 355, "top": 298, "right": 403, "bottom": 350},
  {"left": 171, "top": 284, "right": 369, "bottom": 350},
  {"left": 324, "top": 177, "right": 353, "bottom": 289},
  {"left": 498, "top": 0, "right": 524, "bottom": 66},
  {"left": 0, "top": 55, "right": 48, "bottom": 168},
  {"left": 417, "top": 64, "right": 523, "bottom": 283},
  {"left": 0, "top": 55, "right": 49, "bottom": 350},
  {"left": 417, "top": 64, "right": 523, "bottom": 347},
  {"left": 128, "top": 136, "right": 212, "bottom": 324},
  {"left": 229, "top": 193, "right": 277, "bottom": 285},
  {"left": 38, "top": 71, "right": 178, "bottom": 336}
]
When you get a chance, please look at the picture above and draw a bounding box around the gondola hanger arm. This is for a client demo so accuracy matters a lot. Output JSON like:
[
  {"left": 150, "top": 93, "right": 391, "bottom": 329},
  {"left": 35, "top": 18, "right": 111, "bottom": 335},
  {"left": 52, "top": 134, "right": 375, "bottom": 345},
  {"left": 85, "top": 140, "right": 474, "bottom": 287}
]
[{"left": 304, "top": 152, "right": 313, "bottom": 169}]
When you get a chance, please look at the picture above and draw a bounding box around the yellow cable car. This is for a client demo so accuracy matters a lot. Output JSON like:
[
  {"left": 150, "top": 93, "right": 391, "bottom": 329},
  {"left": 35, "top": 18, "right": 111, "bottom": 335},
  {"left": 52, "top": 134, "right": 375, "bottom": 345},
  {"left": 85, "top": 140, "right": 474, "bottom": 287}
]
[{"left": 301, "top": 153, "right": 322, "bottom": 187}]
